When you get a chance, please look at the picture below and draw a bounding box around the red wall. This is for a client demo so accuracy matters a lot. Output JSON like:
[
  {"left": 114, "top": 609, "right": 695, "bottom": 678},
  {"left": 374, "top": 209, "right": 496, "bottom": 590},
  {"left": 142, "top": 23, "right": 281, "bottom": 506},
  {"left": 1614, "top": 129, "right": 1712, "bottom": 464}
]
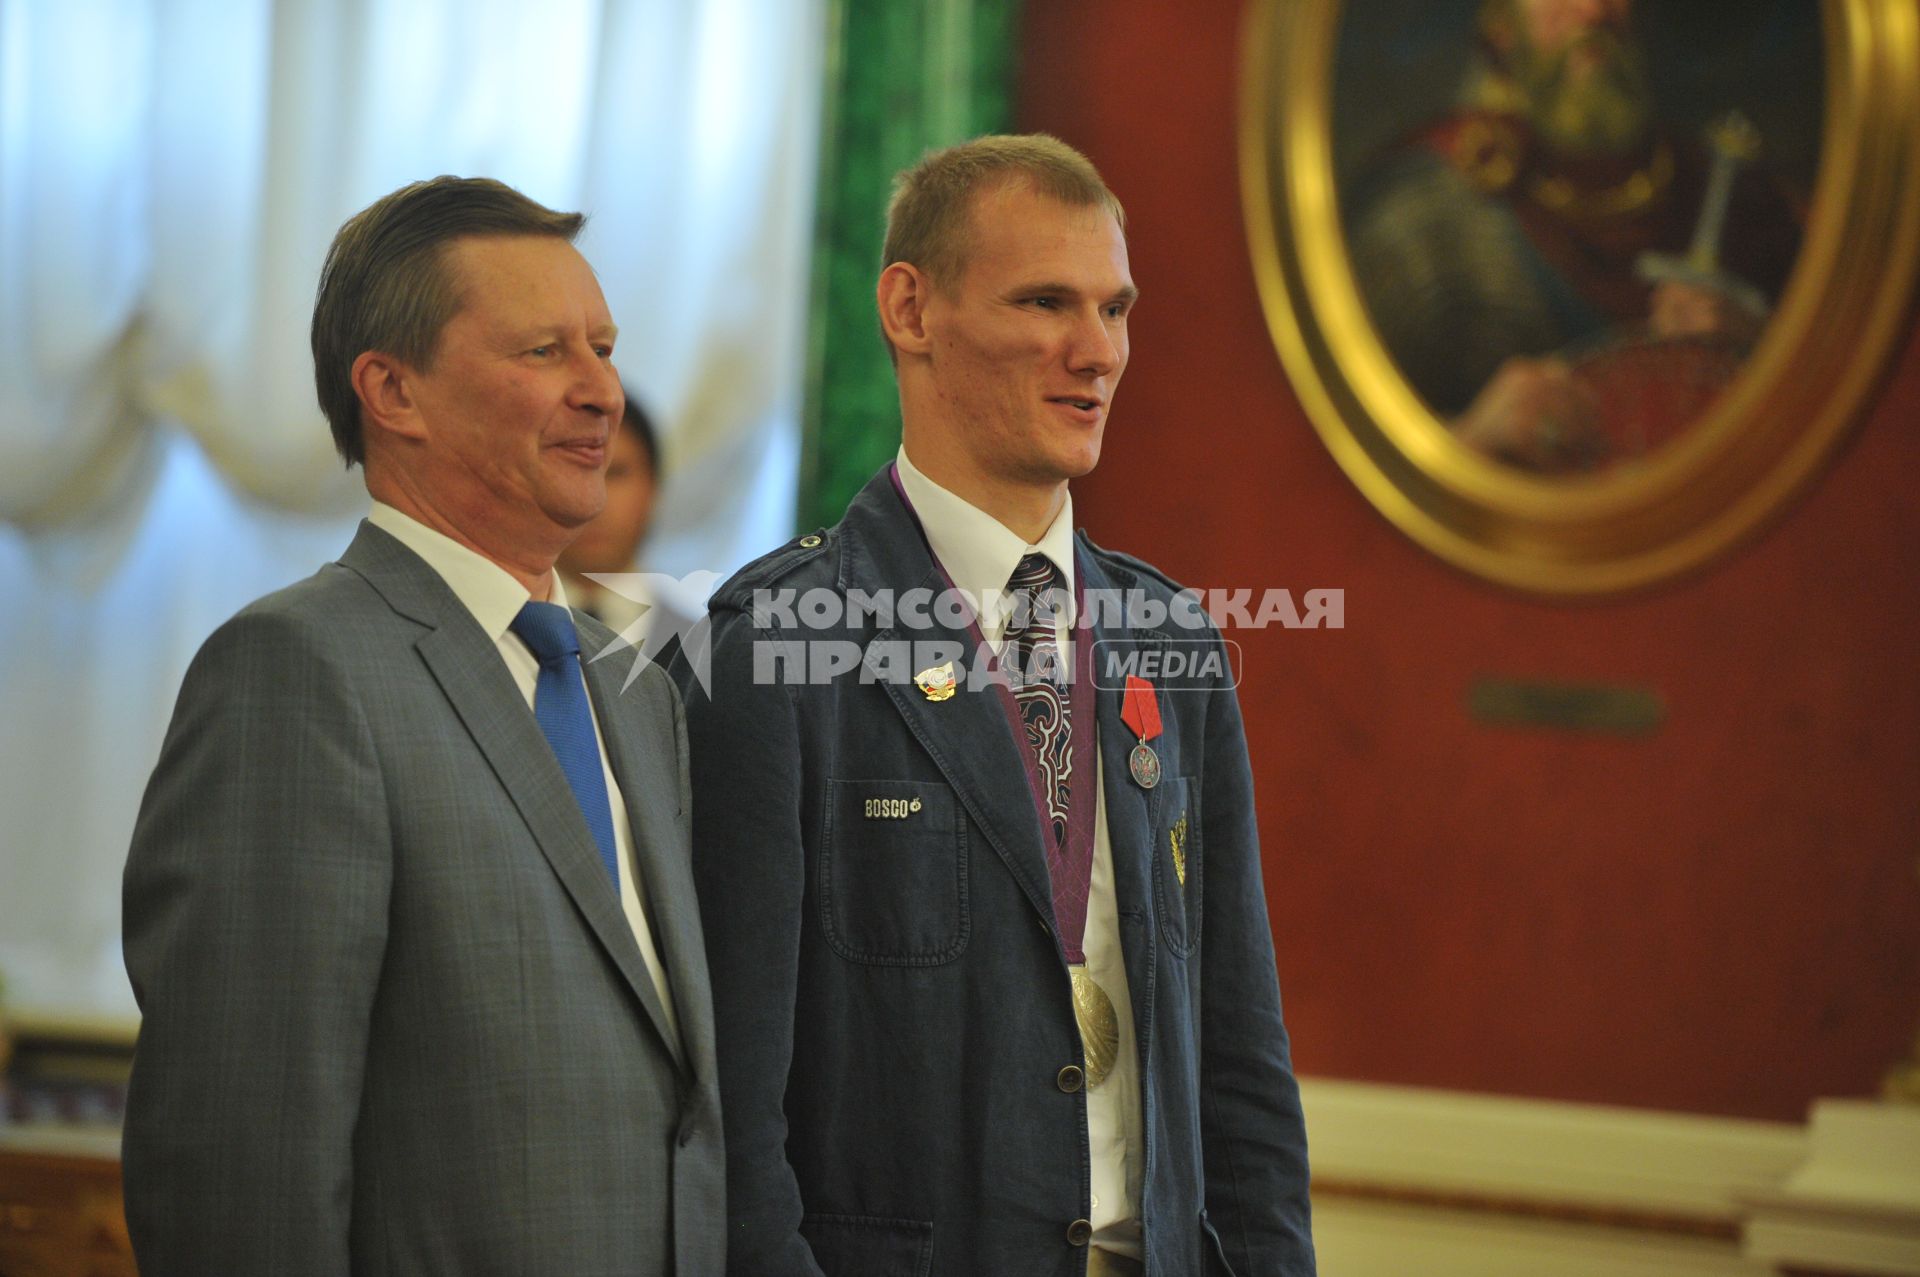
[{"left": 1021, "top": 2, "right": 1920, "bottom": 1122}]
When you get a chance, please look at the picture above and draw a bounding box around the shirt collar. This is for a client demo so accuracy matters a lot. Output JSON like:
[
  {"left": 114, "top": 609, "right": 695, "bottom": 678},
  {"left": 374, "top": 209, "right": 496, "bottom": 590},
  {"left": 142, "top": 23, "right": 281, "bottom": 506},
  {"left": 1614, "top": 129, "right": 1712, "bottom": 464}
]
[
  {"left": 894, "top": 446, "right": 1077, "bottom": 642},
  {"left": 368, "top": 501, "right": 567, "bottom": 640}
]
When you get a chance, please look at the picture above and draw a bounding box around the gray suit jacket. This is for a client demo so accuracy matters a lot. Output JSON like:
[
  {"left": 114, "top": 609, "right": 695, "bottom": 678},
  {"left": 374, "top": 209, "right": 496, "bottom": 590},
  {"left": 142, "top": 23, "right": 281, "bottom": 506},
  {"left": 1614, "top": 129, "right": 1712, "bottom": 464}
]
[{"left": 122, "top": 521, "right": 724, "bottom": 1276}]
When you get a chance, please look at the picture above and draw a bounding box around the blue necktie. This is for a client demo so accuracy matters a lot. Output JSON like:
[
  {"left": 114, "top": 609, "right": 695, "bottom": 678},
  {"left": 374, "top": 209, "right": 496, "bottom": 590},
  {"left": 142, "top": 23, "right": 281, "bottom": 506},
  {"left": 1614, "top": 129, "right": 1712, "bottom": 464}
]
[{"left": 511, "top": 601, "right": 620, "bottom": 887}]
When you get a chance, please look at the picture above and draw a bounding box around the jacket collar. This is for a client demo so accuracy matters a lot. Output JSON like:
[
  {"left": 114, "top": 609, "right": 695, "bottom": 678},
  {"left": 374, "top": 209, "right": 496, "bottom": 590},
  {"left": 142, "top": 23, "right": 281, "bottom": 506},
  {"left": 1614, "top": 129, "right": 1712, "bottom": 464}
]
[
  {"left": 338, "top": 521, "right": 690, "bottom": 1075},
  {"left": 833, "top": 469, "right": 1167, "bottom": 949}
]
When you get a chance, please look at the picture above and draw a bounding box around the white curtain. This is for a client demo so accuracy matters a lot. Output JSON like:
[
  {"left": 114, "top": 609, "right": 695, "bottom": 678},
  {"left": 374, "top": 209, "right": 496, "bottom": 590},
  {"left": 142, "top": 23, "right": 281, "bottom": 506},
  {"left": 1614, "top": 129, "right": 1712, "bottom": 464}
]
[{"left": 0, "top": 0, "right": 823, "bottom": 1018}]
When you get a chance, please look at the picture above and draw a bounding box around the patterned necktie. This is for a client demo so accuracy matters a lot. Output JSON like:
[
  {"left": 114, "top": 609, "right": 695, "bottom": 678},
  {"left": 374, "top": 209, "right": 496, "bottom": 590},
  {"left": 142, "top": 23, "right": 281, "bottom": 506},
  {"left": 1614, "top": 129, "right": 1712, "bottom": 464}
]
[
  {"left": 1004, "top": 553, "right": 1085, "bottom": 928},
  {"left": 1005, "top": 553, "right": 1118, "bottom": 1086},
  {"left": 511, "top": 601, "right": 620, "bottom": 887}
]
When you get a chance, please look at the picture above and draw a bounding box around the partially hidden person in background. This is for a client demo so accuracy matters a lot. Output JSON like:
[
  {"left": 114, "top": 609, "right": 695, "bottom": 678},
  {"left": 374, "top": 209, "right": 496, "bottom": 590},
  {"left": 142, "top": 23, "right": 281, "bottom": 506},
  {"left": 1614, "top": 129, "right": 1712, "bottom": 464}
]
[{"left": 558, "top": 390, "right": 694, "bottom": 658}]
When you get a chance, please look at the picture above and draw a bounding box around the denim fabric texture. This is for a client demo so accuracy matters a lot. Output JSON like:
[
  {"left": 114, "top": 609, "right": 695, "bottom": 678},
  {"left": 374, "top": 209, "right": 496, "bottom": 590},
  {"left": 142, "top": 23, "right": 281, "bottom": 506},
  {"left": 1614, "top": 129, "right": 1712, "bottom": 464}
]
[{"left": 679, "top": 470, "right": 1315, "bottom": 1276}]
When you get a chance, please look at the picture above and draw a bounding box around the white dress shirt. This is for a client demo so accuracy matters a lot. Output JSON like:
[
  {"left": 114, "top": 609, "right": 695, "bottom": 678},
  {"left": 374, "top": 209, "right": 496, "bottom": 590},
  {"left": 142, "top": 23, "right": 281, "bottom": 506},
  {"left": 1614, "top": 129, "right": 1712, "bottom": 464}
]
[
  {"left": 368, "top": 503, "right": 681, "bottom": 1050},
  {"left": 894, "top": 448, "right": 1144, "bottom": 1258}
]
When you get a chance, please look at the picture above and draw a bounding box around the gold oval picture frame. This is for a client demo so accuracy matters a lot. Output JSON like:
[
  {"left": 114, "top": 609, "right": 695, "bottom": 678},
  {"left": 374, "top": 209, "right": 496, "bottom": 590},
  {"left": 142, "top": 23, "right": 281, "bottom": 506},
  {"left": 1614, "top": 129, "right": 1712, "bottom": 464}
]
[{"left": 1241, "top": 0, "right": 1920, "bottom": 595}]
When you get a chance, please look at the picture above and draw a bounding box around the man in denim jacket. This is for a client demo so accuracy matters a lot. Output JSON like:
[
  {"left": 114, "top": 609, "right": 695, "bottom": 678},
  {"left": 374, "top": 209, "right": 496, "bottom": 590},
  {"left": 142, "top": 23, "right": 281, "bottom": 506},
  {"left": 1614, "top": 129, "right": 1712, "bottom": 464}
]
[{"left": 680, "top": 135, "right": 1315, "bottom": 1276}]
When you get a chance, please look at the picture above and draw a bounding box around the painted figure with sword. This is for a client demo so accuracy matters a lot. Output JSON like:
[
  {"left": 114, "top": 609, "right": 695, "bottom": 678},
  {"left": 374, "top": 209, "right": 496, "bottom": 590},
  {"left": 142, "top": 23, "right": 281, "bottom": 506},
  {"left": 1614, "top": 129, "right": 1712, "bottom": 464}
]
[{"left": 1346, "top": 0, "right": 1807, "bottom": 471}]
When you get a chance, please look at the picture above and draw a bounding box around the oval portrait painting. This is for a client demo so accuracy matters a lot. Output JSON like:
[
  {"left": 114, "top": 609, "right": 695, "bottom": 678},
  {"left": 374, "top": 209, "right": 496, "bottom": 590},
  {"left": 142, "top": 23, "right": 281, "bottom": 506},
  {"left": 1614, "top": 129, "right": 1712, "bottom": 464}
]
[{"left": 1242, "top": 0, "right": 1920, "bottom": 593}]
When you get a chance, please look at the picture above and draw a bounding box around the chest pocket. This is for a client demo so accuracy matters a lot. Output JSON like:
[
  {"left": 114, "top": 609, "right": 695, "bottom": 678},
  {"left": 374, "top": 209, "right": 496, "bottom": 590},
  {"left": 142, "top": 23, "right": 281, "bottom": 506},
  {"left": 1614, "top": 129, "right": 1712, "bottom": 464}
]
[
  {"left": 1154, "top": 777, "right": 1202, "bottom": 957},
  {"left": 821, "top": 778, "right": 970, "bottom": 965}
]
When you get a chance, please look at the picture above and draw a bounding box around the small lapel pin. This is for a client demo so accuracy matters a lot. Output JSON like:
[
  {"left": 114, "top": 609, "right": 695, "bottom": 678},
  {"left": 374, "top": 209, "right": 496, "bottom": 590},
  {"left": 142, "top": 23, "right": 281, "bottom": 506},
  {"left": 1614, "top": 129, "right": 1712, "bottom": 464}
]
[
  {"left": 915, "top": 661, "right": 957, "bottom": 702},
  {"left": 1170, "top": 814, "right": 1189, "bottom": 887}
]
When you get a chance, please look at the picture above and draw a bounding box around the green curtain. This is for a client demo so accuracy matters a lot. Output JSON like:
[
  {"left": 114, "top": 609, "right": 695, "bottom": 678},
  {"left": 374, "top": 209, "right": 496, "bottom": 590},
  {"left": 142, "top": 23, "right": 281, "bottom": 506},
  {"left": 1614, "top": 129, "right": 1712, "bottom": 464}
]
[{"left": 795, "top": 0, "right": 1020, "bottom": 534}]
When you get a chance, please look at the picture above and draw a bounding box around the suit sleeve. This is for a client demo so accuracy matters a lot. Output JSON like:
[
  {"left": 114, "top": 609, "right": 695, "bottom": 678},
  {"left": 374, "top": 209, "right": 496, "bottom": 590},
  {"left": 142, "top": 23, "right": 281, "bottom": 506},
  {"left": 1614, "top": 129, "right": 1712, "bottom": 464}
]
[
  {"left": 1198, "top": 662, "right": 1317, "bottom": 1274},
  {"left": 676, "top": 606, "right": 828, "bottom": 1277},
  {"left": 122, "top": 610, "right": 391, "bottom": 1275}
]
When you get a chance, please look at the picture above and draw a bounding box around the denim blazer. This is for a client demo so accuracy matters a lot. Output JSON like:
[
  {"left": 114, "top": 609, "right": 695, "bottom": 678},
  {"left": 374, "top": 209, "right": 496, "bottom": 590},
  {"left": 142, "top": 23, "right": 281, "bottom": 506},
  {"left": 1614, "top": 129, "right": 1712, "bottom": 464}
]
[{"left": 680, "top": 469, "right": 1314, "bottom": 1276}]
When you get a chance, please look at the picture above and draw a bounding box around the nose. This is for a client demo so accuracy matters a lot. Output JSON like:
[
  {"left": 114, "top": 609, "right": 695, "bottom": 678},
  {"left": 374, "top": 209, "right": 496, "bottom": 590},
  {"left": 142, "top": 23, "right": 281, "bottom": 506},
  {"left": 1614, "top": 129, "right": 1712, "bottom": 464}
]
[
  {"left": 1068, "top": 306, "right": 1125, "bottom": 379},
  {"left": 569, "top": 346, "right": 624, "bottom": 418}
]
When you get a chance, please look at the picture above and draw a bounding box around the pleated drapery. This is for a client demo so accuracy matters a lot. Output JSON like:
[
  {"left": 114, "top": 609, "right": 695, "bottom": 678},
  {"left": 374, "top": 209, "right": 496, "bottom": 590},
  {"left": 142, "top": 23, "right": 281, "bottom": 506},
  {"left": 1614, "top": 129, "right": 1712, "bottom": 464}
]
[{"left": 0, "top": 0, "right": 825, "bottom": 1017}]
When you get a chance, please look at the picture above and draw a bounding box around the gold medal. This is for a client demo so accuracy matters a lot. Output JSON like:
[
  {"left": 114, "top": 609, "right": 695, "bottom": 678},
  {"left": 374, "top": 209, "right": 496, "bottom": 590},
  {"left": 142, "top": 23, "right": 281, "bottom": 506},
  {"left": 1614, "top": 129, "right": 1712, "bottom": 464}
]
[{"left": 1070, "top": 966, "right": 1120, "bottom": 1089}]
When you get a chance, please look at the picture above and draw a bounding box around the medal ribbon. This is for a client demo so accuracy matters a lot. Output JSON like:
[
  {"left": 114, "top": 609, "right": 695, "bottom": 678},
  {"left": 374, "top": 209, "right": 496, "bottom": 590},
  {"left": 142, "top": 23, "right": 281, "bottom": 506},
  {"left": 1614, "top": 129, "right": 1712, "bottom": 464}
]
[
  {"left": 1121, "top": 674, "right": 1162, "bottom": 744},
  {"left": 889, "top": 465, "right": 1100, "bottom": 963}
]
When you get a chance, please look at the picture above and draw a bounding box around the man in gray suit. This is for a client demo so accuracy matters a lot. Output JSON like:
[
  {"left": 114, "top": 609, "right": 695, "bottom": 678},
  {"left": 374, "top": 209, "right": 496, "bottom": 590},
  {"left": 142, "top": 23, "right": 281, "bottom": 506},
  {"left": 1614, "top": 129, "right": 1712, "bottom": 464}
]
[{"left": 121, "top": 177, "right": 723, "bottom": 1275}]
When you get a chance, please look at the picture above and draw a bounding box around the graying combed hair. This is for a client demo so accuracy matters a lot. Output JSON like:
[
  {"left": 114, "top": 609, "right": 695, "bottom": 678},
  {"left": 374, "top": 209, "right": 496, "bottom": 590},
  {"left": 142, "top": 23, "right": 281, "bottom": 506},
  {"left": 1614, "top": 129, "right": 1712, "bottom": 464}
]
[{"left": 311, "top": 176, "right": 584, "bottom": 467}]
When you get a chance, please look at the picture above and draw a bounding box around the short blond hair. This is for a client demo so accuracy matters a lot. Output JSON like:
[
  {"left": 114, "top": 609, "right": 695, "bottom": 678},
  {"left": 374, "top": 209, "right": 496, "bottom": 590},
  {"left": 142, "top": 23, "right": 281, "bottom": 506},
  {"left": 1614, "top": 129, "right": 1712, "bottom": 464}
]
[{"left": 881, "top": 133, "right": 1125, "bottom": 289}]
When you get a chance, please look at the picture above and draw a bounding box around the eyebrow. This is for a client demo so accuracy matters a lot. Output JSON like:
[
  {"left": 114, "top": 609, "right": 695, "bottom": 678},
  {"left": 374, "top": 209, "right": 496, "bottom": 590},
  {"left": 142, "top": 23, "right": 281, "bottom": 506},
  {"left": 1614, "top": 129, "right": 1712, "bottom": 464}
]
[
  {"left": 504, "top": 323, "right": 621, "bottom": 345},
  {"left": 1016, "top": 281, "right": 1141, "bottom": 306}
]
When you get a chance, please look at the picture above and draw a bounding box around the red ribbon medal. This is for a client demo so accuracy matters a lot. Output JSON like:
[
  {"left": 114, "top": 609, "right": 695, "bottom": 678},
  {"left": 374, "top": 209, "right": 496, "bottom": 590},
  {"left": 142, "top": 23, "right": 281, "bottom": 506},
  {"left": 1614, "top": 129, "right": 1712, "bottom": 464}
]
[{"left": 1120, "top": 674, "right": 1163, "bottom": 789}]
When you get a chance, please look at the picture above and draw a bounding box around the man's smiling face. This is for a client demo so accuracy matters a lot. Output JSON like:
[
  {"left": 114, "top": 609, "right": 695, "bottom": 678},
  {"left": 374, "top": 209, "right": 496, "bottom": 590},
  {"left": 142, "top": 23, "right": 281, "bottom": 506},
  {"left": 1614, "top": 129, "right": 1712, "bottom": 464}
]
[
  {"left": 919, "top": 181, "right": 1136, "bottom": 489},
  {"left": 404, "top": 234, "right": 624, "bottom": 547}
]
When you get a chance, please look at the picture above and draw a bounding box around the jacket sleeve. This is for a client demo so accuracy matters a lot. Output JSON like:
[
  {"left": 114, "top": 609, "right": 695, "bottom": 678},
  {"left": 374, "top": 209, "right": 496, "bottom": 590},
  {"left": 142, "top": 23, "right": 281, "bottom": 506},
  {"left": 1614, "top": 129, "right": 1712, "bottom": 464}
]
[
  {"left": 676, "top": 606, "right": 829, "bottom": 1277},
  {"left": 121, "top": 610, "right": 391, "bottom": 1276},
  {"left": 1197, "top": 664, "right": 1318, "bottom": 1274}
]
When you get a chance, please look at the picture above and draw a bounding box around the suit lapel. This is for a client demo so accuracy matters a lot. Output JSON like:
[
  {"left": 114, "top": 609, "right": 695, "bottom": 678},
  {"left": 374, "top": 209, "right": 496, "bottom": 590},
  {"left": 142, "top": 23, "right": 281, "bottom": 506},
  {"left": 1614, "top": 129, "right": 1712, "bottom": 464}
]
[
  {"left": 847, "top": 483, "right": 1176, "bottom": 1060},
  {"left": 847, "top": 477, "right": 1059, "bottom": 936},
  {"left": 340, "top": 523, "right": 682, "bottom": 1064},
  {"left": 1083, "top": 548, "right": 1165, "bottom": 1041},
  {"left": 872, "top": 583, "right": 1060, "bottom": 930},
  {"left": 580, "top": 630, "right": 700, "bottom": 1078}
]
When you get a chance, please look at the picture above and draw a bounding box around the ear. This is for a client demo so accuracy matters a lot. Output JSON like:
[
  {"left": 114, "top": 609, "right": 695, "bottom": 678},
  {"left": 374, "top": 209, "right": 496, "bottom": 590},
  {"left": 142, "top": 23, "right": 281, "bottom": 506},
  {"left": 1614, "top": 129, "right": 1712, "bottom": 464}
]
[
  {"left": 351, "top": 350, "right": 429, "bottom": 444},
  {"left": 877, "top": 262, "right": 936, "bottom": 358}
]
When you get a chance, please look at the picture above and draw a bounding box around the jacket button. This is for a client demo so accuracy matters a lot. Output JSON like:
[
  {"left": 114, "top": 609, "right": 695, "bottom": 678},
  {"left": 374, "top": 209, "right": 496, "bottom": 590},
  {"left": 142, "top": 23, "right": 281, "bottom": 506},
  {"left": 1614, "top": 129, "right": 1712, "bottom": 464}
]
[
  {"left": 1056, "top": 1064, "right": 1084, "bottom": 1093},
  {"left": 1066, "top": 1218, "right": 1093, "bottom": 1246},
  {"left": 678, "top": 1122, "right": 697, "bottom": 1148}
]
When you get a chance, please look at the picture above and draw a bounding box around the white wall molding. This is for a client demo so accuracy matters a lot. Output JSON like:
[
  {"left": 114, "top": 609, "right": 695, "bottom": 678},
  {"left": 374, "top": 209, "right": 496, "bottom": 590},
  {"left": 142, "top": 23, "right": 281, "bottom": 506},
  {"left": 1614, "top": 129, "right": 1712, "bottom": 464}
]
[
  {"left": 1301, "top": 1077, "right": 1807, "bottom": 1221},
  {"left": 1743, "top": 1099, "right": 1920, "bottom": 1276},
  {"left": 1298, "top": 1077, "right": 1808, "bottom": 1276},
  {"left": 1310, "top": 1195, "right": 1780, "bottom": 1277}
]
